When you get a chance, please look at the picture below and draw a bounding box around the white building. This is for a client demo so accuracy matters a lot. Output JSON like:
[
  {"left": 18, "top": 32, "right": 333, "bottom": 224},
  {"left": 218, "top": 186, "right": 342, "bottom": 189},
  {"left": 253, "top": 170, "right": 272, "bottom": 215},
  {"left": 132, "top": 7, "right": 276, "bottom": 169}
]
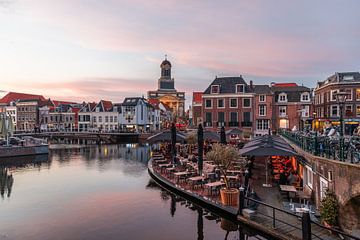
[
  {"left": 78, "top": 100, "right": 119, "bottom": 132},
  {"left": 119, "top": 97, "right": 159, "bottom": 132}
]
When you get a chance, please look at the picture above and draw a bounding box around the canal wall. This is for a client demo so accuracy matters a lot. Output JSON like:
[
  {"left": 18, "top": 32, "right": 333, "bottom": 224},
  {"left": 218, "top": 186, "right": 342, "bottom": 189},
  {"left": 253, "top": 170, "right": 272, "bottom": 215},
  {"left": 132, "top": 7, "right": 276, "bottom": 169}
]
[{"left": 282, "top": 137, "right": 360, "bottom": 234}]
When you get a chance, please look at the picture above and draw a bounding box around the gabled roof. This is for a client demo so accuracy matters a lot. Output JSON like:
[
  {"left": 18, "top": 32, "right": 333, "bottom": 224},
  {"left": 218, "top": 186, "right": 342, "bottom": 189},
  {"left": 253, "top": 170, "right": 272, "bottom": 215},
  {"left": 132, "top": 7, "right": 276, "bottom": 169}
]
[
  {"left": 253, "top": 85, "right": 272, "bottom": 94},
  {"left": 271, "top": 83, "right": 311, "bottom": 102},
  {"left": 122, "top": 97, "right": 143, "bottom": 106},
  {"left": 192, "top": 92, "right": 202, "bottom": 104},
  {"left": 0, "top": 92, "right": 45, "bottom": 104},
  {"left": 203, "top": 76, "right": 251, "bottom": 94},
  {"left": 52, "top": 100, "right": 77, "bottom": 107},
  {"left": 317, "top": 72, "right": 360, "bottom": 88},
  {"left": 79, "top": 102, "right": 97, "bottom": 112}
]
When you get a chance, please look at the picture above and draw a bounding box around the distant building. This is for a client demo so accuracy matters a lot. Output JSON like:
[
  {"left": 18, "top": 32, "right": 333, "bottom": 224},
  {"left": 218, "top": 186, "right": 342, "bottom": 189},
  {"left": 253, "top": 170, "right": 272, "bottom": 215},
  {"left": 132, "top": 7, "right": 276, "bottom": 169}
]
[
  {"left": 192, "top": 92, "right": 203, "bottom": 127},
  {"left": 253, "top": 85, "right": 274, "bottom": 136},
  {"left": 16, "top": 99, "right": 40, "bottom": 132},
  {"left": 271, "top": 83, "right": 312, "bottom": 131},
  {"left": 314, "top": 72, "right": 360, "bottom": 134},
  {"left": 147, "top": 57, "right": 185, "bottom": 118},
  {"left": 119, "top": 97, "right": 159, "bottom": 132}
]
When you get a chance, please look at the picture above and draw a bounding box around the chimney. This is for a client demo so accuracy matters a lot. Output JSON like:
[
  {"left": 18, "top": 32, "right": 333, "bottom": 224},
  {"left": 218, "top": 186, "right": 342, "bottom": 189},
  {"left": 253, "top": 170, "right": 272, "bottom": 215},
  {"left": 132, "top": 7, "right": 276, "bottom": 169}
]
[{"left": 250, "top": 80, "right": 254, "bottom": 90}]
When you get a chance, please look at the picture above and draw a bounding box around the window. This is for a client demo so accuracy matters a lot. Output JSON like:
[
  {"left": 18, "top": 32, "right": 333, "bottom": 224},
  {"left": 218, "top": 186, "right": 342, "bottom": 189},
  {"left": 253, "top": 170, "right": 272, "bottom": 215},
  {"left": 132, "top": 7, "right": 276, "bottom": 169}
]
[
  {"left": 256, "top": 119, "right": 269, "bottom": 130},
  {"left": 93, "top": 116, "right": 97, "bottom": 122},
  {"left": 345, "top": 89, "right": 353, "bottom": 101},
  {"left": 99, "top": 116, "right": 102, "bottom": 122},
  {"left": 211, "top": 85, "right": 219, "bottom": 94},
  {"left": 236, "top": 84, "right": 244, "bottom": 93},
  {"left": 330, "top": 90, "right": 338, "bottom": 101},
  {"left": 218, "top": 112, "right": 225, "bottom": 123},
  {"left": 279, "top": 106, "right": 286, "bottom": 117},
  {"left": 217, "top": 99, "right": 225, "bottom": 108},
  {"left": 230, "top": 98, "right": 238, "bottom": 108},
  {"left": 304, "top": 166, "right": 313, "bottom": 189},
  {"left": 205, "top": 99, "right": 212, "bottom": 108},
  {"left": 243, "top": 98, "right": 251, "bottom": 108},
  {"left": 243, "top": 112, "right": 251, "bottom": 123},
  {"left": 302, "top": 105, "right": 310, "bottom": 117},
  {"left": 345, "top": 105, "right": 353, "bottom": 116},
  {"left": 357, "top": 89, "right": 360, "bottom": 100},
  {"left": 114, "top": 116, "right": 118, "bottom": 122},
  {"left": 278, "top": 93, "right": 287, "bottom": 102},
  {"left": 110, "top": 116, "right": 113, "bottom": 122},
  {"left": 357, "top": 105, "right": 360, "bottom": 117},
  {"left": 205, "top": 112, "right": 212, "bottom": 126},
  {"left": 301, "top": 92, "right": 310, "bottom": 102},
  {"left": 259, "top": 95, "right": 266, "bottom": 102},
  {"left": 331, "top": 105, "right": 338, "bottom": 117},
  {"left": 259, "top": 105, "right": 266, "bottom": 116},
  {"left": 230, "top": 112, "right": 238, "bottom": 122},
  {"left": 105, "top": 116, "right": 109, "bottom": 122}
]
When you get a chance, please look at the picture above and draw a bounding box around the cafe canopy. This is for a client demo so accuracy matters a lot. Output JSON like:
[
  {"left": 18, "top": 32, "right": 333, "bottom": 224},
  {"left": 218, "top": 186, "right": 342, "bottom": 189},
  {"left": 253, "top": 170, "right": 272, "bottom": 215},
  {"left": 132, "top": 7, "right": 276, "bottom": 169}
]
[
  {"left": 147, "top": 130, "right": 187, "bottom": 143},
  {"left": 239, "top": 135, "right": 297, "bottom": 156}
]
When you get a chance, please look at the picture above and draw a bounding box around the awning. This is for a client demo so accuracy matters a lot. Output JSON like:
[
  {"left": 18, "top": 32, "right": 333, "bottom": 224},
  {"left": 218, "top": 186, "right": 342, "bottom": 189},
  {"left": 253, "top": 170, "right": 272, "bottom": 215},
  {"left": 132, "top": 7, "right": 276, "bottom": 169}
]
[
  {"left": 147, "top": 130, "right": 187, "bottom": 143},
  {"left": 239, "top": 135, "right": 298, "bottom": 156},
  {"left": 225, "top": 128, "right": 242, "bottom": 136}
]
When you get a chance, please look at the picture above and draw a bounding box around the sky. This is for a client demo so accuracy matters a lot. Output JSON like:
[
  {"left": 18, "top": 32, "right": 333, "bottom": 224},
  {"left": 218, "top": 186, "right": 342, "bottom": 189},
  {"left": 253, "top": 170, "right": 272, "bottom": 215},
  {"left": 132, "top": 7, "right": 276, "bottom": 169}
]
[{"left": 0, "top": 0, "right": 360, "bottom": 106}]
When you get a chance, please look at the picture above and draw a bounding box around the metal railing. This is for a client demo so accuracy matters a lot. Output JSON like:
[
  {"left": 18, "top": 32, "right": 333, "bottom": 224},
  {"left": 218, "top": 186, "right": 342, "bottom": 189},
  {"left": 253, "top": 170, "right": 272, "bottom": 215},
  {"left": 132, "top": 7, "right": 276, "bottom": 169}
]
[
  {"left": 242, "top": 195, "right": 360, "bottom": 240},
  {"left": 279, "top": 129, "right": 360, "bottom": 164}
]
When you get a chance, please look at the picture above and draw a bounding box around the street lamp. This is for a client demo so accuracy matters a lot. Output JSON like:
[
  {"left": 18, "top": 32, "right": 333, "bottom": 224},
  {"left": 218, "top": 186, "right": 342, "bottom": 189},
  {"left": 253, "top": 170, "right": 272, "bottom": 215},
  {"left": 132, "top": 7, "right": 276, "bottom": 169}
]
[{"left": 335, "top": 91, "right": 348, "bottom": 161}]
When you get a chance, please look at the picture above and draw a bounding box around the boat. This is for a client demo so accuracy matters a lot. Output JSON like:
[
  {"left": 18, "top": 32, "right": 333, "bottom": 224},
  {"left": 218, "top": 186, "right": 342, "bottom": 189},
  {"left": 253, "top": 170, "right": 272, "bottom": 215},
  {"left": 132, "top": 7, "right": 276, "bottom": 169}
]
[{"left": 0, "top": 113, "right": 49, "bottom": 158}]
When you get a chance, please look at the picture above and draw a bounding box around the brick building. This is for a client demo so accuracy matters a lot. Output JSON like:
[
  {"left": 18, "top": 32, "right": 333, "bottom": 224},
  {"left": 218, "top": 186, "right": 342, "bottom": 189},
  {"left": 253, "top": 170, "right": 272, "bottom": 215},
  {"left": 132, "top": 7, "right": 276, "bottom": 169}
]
[
  {"left": 271, "top": 83, "right": 312, "bottom": 131},
  {"left": 192, "top": 92, "right": 202, "bottom": 127},
  {"left": 314, "top": 72, "right": 360, "bottom": 134},
  {"left": 253, "top": 85, "right": 274, "bottom": 136},
  {"left": 202, "top": 76, "right": 255, "bottom": 136},
  {"left": 16, "top": 99, "right": 40, "bottom": 132}
]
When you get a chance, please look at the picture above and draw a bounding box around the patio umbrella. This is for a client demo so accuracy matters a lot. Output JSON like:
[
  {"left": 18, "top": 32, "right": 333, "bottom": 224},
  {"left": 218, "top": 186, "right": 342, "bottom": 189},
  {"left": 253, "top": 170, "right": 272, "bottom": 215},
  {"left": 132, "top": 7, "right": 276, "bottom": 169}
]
[
  {"left": 197, "top": 124, "right": 204, "bottom": 175},
  {"left": 225, "top": 128, "right": 242, "bottom": 136},
  {"left": 203, "top": 131, "right": 220, "bottom": 142},
  {"left": 171, "top": 123, "right": 176, "bottom": 165},
  {"left": 220, "top": 126, "right": 227, "bottom": 144},
  {"left": 146, "top": 130, "right": 186, "bottom": 143}
]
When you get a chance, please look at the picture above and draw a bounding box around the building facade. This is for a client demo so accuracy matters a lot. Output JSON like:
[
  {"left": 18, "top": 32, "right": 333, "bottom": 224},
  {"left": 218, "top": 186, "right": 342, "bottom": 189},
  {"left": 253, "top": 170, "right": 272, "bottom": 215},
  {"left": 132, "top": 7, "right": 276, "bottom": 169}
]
[
  {"left": 314, "top": 72, "right": 360, "bottom": 134},
  {"left": 192, "top": 92, "right": 203, "bottom": 127},
  {"left": 271, "top": 83, "right": 312, "bottom": 131},
  {"left": 253, "top": 85, "right": 274, "bottom": 136},
  {"left": 147, "top": 57, "right": 185, "bottom": 118},
  {"left": 202, "top": 76, "right": 255, "bottom": 137},
  {"left": 16, "top": 100, "right": 40, "bottom": 132}
]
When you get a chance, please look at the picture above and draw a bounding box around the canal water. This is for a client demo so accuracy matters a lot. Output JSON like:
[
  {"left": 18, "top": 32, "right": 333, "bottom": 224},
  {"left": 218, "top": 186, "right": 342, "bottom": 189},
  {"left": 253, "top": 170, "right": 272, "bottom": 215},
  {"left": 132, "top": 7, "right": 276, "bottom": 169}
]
[{"left": 0, "top": 144, "right": 268, "bottom": 240}]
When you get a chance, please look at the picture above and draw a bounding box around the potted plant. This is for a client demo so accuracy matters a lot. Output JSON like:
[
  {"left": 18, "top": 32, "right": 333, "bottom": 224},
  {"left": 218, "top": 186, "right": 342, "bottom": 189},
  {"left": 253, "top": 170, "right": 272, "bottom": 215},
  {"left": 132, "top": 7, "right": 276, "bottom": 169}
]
[
  {"left": 186, "top": 133, "right": 197, "bottom": 155},
  {"left": 205, "top": 144, "right": 247, "bottom": 206},
  {"left": 320, "top": 190, "right": 338, "bottom": 228}
]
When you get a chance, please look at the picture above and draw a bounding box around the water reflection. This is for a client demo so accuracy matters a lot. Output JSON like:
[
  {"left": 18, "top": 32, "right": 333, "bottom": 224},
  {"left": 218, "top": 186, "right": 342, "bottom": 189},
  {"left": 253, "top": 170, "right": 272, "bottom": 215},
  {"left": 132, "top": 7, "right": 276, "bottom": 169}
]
[{"left": 0, "top": 167, "right": 13, "bottom": 198}]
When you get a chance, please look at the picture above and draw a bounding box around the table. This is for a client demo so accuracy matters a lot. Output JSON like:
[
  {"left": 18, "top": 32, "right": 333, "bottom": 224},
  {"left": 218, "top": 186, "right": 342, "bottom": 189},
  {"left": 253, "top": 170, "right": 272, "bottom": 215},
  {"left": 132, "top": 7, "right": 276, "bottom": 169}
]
[
  {"left": 188, "top": 176, "right": 205, "bottom": 189},
  {"left": 226, "top": 170, "right": 242, "bottom": 175},
  {"left": 173, "top": 171, "right": 190, "bottom": 183},
  {"left": 280, "top": 185, "right": 297, "bottom": 200},
  {"left": 283, "top": 202, "right": 319, "bottom": 222},
  {"left": 159, "top": 163, "right": 172, "bottom": 172},
  {"left": 205, "top": 181, "right": 225, "bottom": 195},
  {"left": 155, "top": 159, "right": 167, "bottom": 164}
]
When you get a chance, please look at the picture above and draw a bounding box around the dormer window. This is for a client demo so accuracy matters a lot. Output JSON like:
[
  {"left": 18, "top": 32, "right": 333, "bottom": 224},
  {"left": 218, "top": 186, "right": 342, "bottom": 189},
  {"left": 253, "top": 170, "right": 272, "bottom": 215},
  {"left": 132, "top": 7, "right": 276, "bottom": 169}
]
[
  {"left": 211, "top": 85, "right": 220, "bottom": 94},
  {"left": 278, "top": 93, "right": 287, "bottom": 102},
  {"left": 343, "top": 75, "right": 354, "bottom": 81},
  {"left": 301, "top": 92, "right": 310, "bottom": 102},
  {"left": 236, "top": 84, "right": 244, "bottom": 93}
]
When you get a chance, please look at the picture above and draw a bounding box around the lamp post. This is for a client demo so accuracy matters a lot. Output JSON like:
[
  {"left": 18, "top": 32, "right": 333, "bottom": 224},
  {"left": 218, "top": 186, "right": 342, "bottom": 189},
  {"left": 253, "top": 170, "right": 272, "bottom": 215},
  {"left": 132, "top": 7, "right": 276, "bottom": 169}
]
[{"left": 335, "top": 91, "right": 348, "bottom": 161}]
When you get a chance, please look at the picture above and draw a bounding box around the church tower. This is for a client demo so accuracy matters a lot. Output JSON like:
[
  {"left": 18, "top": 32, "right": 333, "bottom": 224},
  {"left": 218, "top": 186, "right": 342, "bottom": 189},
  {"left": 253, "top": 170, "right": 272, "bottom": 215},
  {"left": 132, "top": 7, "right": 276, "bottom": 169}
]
[{"left": 158, "top": 55, "right": 175, "bottom": 91}]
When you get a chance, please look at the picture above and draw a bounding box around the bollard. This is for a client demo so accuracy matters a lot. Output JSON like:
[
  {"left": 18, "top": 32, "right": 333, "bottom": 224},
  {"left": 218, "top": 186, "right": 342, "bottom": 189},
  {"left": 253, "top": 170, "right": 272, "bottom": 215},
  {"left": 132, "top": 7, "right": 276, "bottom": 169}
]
[
  {"left": 238, "top": 187, "right": 245, "bottom": 215},
  {"left": 302, "top": 210, "right": 311, "bottom": 240}
]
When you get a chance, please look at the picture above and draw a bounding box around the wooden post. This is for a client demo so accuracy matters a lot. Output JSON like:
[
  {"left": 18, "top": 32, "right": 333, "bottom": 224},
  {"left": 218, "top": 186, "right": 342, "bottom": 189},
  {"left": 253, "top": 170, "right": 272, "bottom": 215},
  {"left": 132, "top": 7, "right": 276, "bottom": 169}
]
[
  {"left": 302, "top": 210, "right": 311, "bottom": 240},
  {"left": 238, "top": 187, "right": 245, "bottom": 215}
]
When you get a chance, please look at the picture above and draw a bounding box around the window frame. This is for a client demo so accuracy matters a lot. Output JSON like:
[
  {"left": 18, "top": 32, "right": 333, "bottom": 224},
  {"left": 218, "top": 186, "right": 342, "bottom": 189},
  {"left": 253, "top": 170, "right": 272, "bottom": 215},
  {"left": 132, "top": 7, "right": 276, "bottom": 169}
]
[
  {"left": 211, "top": 85, "right": 220, "bottom": 94},
  {"left": 235, "top": 84, "right": 245, "bottom": 93},
  {"left": 229, "top": 98, "right": 238, "bottom": 108},
  {"left": 205, "top": 99, "right": 212, "bottom": 109},
  {"left": 217, "top": 99, "right": 225, "bottom": 109},
  {"left": 278, "top": 93, "right": 287, "bottom": 102},
  {"left": 242, "top": 98, "right": 251, "bottom": 108},
  {"left": 259, "top": 105, "right": 266, "bottom": 116},
  {"left": 259, "top": 94, "right": 266, "bottom": 102}
]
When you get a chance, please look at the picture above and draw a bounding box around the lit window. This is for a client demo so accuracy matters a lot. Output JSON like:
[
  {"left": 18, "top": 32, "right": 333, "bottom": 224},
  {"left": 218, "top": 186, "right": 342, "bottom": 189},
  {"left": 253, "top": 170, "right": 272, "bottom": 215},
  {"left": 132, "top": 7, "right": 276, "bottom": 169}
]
[
  {"left": 357, "top": 89, "right": 360, "bottom": 100},
  {"left": 356, "top": 105, "right": 360, "bottom": 117}
]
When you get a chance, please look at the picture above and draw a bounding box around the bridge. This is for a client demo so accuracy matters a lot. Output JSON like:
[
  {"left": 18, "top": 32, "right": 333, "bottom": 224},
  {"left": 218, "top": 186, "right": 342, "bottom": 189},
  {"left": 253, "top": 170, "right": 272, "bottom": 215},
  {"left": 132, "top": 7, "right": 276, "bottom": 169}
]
[
  {"left": 279, "top": 131, "right": 360, "bottom": 235},
  {"left": 14, "top": 131, "right": 151, "bottom": 143}
]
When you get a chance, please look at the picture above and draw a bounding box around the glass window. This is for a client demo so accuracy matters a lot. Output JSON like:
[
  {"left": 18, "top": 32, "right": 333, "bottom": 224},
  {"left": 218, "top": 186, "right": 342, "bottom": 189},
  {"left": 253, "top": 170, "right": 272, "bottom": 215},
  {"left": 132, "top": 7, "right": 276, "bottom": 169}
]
[
  {"left": 259, "top": 105, "right": 266, "bottom": 116},
  {"left": 259, "top": 95, "right": 266, "bottom": 102},
  {"left": 243, "top": 112, "right": 251, "bottom": 122},
  {"left": 236, "top": 84, "right": 244, "bottom": 93},
  {"left": 99, "top": 116, "right": 102, "bottom": 122},
  {"left": 356, "top": 105, "right": 360, "bottom": 117},
  {"left": 211, "top": 85, "right": 219, "bottom": 94},
  {"left": 205, "top": 112, "right": 212, "bottom": 123},
  {"left": 243, "top": 98, "right": 251, "bottom": 108},
  {"left": 256, "top": 120, "right": 269, "bottom": 130},
  {"left": 205, "top": 99, "right": 212, "bottom": 108},
  {"left": 279, "top": 93, "right": 287, "bottom": 102},
  {"left": 301, "top": 92, "right": 310, "bottom": 101},
  {"left": 331, "top": 105, "right": 338, "bottom": 117},
  {"left": 230, "top": 112, "right": 238, "bottom": 122},
  {"left": 218, "top": 99, "right": 224, "bottom": 108},
  {"left": 345, "top": 105, "right": 353, "bottom": 116},
  {"left": 218, "top": 112, "right": 225, "bottom": 122},
  {"left": 356, "top": 89, "right": 360, "bottom": 100},
  {"left": 93, "top": 116, "right": 96, "bottom": 122},
  {"left": 279, "top": 106, "right": 286, "bottom": 117},
  {"left": 230, "top": 98, "right": 237, "bottom": 108},
  {"left": 330, "top": 90, "right": 338, "bottom": 101}
]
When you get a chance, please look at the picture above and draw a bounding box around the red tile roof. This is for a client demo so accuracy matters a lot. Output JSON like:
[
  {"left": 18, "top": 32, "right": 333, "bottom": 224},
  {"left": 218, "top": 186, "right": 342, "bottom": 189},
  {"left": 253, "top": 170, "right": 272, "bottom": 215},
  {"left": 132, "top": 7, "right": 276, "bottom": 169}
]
[
  {"left": 100, "top": 100, "right": 113, "bottom": 111},
  {"left": 192, "top": 92, "right": 202, "bottom": 104},
  {"left": 0, "top": 92, "right": 46, "bottom": 104},
  {"left": 272, "top": 83, "right": 298, "bottom": 87}
]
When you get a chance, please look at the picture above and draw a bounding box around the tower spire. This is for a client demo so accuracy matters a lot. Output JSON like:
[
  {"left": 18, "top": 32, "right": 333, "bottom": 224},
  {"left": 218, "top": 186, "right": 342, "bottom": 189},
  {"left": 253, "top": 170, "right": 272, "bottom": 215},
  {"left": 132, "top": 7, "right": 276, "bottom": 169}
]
[{"left": 165, "top": 54, "right": 167, "bottom": 60}]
